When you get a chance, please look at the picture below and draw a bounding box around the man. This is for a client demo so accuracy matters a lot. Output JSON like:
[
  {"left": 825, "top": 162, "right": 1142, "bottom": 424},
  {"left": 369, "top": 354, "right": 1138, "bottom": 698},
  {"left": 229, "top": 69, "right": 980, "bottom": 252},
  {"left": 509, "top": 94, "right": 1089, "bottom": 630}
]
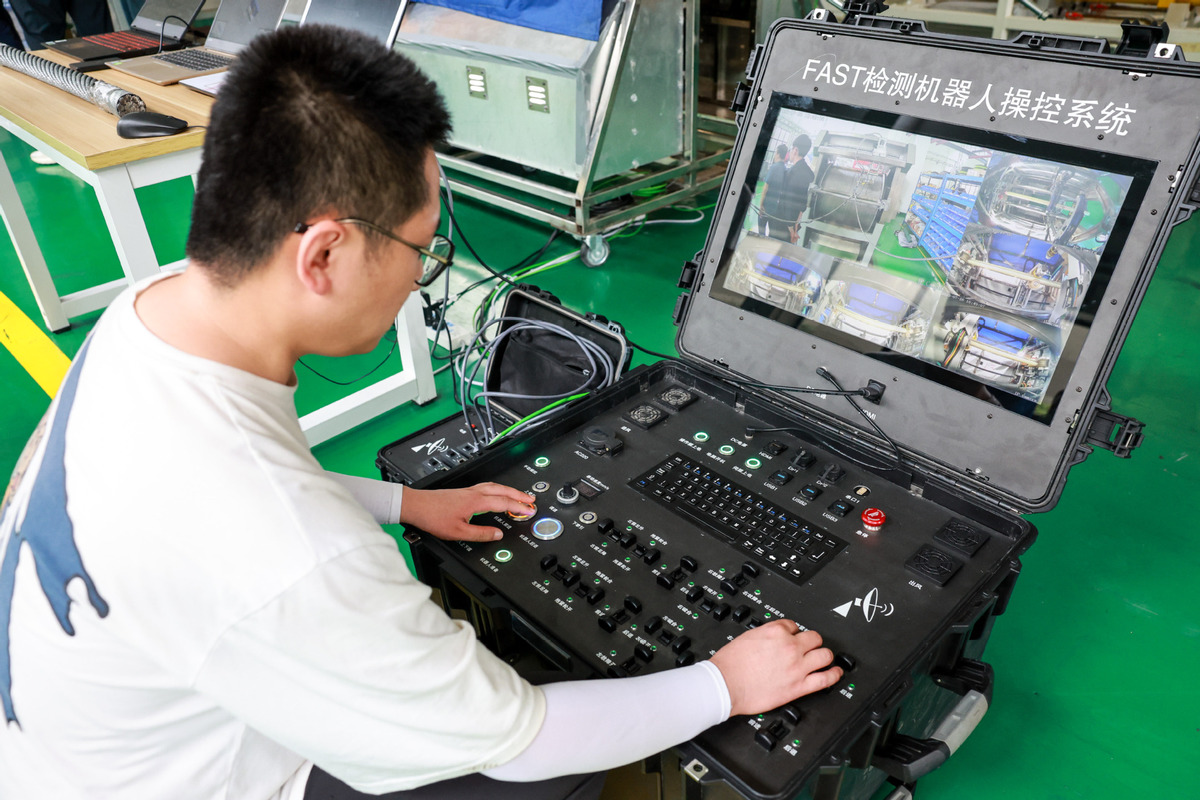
[
  {"left": 0, "top": 26, "right": 841, "bottom": 799},
  {"left": 758, "top": 142, "right": 788, "bottom": 236},
  {"left": 771, "top": 134, "right": 815, "bottom": 244},
  {"left": 8, "top": 0, "right": 109, "bottom": 49}
]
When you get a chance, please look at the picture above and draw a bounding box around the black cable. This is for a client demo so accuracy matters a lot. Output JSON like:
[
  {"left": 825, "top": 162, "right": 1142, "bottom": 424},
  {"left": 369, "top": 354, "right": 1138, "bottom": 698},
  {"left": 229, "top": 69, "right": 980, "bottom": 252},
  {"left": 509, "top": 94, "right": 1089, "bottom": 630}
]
[
  {"left": 159, "top": 14, "right": 194, "bottom": 53},
  {"left": 296, "top": 330, "right": 398, "bottom": 386},
  {"left": 626, "top": 337, "right": 676, "bottom": 361},
  {"left": 814, "top": 366, "right": 904, "bottom": 468}
]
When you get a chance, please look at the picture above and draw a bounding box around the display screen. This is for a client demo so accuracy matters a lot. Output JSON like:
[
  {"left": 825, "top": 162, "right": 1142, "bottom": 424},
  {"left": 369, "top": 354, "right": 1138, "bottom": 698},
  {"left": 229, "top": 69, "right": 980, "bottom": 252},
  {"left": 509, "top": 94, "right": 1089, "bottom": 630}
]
[
  {"left": 301, "top": 0, "right": 405, "bottom": 44},
  {"left": 709, "top": 94, "right": 1155, "bottom": 422}
]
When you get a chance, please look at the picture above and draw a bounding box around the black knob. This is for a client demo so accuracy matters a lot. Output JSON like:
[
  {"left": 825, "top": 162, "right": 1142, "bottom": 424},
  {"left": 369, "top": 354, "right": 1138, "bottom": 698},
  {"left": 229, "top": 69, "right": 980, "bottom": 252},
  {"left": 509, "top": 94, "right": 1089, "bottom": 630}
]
[
  {"left": 680, "top": 555, "right": 699, "bottom": 572},
  {"left": 720, "top": 579, "right": 739, "bottom": 595},
  {"left": 657, "top": 573, "right": 676, "bottom": 590},
  {"left": 685, "top": 586, "right": 703, "bottom": 603},
  {"left": 644, "top": 616, "right": 663, "bottom": 634},
  {"left": 671, "top": 636, "right": 692, "bottom": 654},
  {"left": 597, "top": 517, "right": 615, "bottom": 535},
  {"left": 832, "top": 652, "right": 857, "bottom": 672},
  {"left": 643, "top": 547, "right": 661, "bottom": 565},
  {"left": 562, "top": 570, "right": 580, "bottom": 588},
  {"left": 586, "top": 587, "right": 606, "bottom": 605},
  {"left": 741, "top": 561, "right": 761, "bottom": 579},
  {"left": 619, "top": 531, "right": 637, "bottom": 549},
  {"left": 539, "top": 554, "right": 558, "bottom": 571},
  {"left": 634, "top": 645, "right": 653, "bottom": 663},
  {"left": 674, "top": 651, "right": 696, "bottom": 667},
  {"left": 624, "top": 596, "right": 643, "bottom": 614},
  {"left": 712, "top": 603, "right": 731, "bottom": 621},
  {"left": 754, "top": 730, "right": 778, "bottom": 751},
  {"left": 598, "top": 616, "right": 617, "bottom": 633}
]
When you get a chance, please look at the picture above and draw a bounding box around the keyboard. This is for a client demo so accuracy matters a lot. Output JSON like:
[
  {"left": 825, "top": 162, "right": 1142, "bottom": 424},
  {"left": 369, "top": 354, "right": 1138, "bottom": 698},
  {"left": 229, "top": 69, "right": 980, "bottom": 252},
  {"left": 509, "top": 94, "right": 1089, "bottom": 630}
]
[
  {"left": 631, "top": 454, "right": 847, "bottom": 582},
  {"left": 86, "top": 30, "right": 158, "bottom": 49},
  {"left": 152, "top": 48, "right": 233, "bottom": 70}
]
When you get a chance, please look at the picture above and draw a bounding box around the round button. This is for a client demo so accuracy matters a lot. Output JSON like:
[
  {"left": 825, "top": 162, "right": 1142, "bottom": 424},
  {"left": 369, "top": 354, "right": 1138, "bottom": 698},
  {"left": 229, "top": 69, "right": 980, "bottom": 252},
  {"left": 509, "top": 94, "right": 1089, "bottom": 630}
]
[
  {"left": 744, "top": 457, "right": 762, "bottom": 470},
  {"left": 534, "top": 456, "right": 551, "bottom": 468},
  {"left": 532, "top": 517, "right": 564, "bottom": 540},
  {"left": 862, "top": 508, "right": 886, "bottom": 532},
  {"left": 531, "top": 481, "right": 550, "bottom": 493},
  {"left": 495, "top": 549, "right": 513, "bottom": 563},
  {"left": 719, "top": 444, "right": 735, "bottom": 455},
  {"left": 579, "top": 511, "right": 598, "bottom": 525},
  {"left": 693, "top": 431, "right": 710, "bottom": 442},
  {"left": 508, "top": 504, "right": 536, "bottom": 522}
]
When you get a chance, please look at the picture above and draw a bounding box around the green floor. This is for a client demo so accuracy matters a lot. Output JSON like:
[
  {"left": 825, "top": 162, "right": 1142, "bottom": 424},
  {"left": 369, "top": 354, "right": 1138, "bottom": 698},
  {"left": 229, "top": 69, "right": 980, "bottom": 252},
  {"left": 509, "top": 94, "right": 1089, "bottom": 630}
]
[{"left": 2, "top": 127, "right": 1197, "bottom": 798}]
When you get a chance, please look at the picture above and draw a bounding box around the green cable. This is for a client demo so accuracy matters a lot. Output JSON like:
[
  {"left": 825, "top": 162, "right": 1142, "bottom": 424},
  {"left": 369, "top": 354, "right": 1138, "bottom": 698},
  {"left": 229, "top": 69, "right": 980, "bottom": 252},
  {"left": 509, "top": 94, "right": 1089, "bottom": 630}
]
[{"left": 490, "top": 392, "right": 590, "bottom": 442}]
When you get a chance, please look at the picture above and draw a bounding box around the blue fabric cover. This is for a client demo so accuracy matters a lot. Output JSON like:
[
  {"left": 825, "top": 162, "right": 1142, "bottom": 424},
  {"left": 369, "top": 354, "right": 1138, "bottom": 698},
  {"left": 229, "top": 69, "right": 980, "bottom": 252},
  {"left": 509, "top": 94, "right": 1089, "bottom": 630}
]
[{"left": 419, "top": 0, "right": 605, "bottom": 40}]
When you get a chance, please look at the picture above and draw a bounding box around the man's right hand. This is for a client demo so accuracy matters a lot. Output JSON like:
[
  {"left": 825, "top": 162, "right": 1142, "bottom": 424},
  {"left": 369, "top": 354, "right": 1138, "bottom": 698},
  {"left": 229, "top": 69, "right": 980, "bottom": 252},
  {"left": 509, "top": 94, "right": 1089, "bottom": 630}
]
[{"left": 709, "top": 621, "right": 841, "bottom": 717}]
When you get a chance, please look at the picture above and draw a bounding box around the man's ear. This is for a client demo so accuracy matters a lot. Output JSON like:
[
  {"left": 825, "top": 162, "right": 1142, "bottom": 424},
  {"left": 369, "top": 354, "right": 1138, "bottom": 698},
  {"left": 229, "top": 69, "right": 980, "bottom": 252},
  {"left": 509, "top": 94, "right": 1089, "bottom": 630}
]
[{"left": 294, "top": 219, "right": 347, "bottom": 296}]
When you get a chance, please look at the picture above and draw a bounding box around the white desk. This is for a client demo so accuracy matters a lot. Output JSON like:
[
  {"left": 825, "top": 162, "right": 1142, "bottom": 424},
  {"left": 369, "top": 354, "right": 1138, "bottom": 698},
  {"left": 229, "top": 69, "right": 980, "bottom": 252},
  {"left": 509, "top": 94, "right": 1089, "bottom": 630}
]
[{"left": 0, "top": 52, "right": 436, "bottom": 443}]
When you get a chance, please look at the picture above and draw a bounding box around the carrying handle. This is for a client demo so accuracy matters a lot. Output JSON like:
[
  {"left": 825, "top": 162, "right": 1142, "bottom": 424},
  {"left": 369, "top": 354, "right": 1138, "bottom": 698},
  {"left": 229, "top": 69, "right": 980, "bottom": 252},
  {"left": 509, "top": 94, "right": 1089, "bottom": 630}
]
[{"left": 870, "top": 660, "right": 992, "bottom": 783}]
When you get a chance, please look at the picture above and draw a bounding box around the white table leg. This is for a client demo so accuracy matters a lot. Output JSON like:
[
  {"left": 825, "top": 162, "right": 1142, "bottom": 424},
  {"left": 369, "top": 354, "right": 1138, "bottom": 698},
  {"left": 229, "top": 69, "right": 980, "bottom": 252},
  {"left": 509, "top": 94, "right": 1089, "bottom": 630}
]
[
  {"left": 92, "top": 163, "right": 164, "bottom": 282},
  {"left": 0, "top": 151, "right": 69, "bottom": 331}
]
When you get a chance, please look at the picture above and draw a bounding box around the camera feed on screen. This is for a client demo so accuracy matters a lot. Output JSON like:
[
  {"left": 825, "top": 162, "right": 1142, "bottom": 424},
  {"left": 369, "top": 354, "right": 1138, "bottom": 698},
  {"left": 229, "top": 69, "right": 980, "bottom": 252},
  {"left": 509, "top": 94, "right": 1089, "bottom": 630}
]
[{"left": 718, "top": 103, "right": 1138, "bottom": 407}]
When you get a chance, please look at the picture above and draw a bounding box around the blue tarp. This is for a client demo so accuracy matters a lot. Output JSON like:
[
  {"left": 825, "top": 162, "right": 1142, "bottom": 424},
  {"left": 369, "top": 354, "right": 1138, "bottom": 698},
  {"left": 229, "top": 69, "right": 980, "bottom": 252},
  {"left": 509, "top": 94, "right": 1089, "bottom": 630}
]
[{"left": 419, "top": 0, "right": 606, "bottom": 40}]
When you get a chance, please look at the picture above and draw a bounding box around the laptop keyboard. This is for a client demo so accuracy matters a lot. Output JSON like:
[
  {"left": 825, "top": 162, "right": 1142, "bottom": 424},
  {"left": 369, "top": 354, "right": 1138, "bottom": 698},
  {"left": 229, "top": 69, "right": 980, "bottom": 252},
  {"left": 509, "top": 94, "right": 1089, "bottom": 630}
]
[
  {"left": 152, "top": 49, "right": 233, "bottom": 70},
  {"left": 86, "top": 30, "right": 158, "bottom": 49}
]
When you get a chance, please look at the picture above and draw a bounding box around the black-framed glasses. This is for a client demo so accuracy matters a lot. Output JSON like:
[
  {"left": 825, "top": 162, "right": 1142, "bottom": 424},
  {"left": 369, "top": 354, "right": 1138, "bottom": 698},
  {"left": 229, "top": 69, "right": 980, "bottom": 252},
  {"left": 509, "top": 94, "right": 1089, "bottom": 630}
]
[{"left": 293, "top": 218, "right": 455, "bottom": 287}]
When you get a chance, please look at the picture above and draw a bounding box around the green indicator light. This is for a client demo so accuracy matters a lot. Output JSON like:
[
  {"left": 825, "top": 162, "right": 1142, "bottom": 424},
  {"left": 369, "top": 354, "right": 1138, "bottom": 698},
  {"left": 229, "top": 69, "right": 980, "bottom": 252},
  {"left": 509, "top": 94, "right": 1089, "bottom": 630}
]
[
  {"left": 534, "top": 456, "right": 550, "bottom": 468},
  {"left": 651, "top": 645, "right": 657, "bottom": 651},
  {"left": 631, "top": 625, "right": 637, "bottom": 630},
  {"left": 688, "top": 581, "right": 695, "bottom": 587},
  {"left": 626, "top": 525, "right": 633, "bottom": 531},
  {"left": 602, "top": 541, "right": 609, "bottom": 547},
  {"left": 719, "top": 567, "right": 726, "bottom": 573},
  {"left": 693, "top": 431, "right": 710, "bottom": 442},
  {"left": 793, "top": 740, "right": 800, "bottom": 746},
  {"left": 755, "top": 589, "right": 761, "bottom": 595},
  {"left": 604, "top": 604, "right": 611, "bottom": 610},
  {"left": 625, "top": 557, "right": 631, "bottom": 563},
  {"left": 757, "top": 715, "right": 764, "bottom": 720},
  {"left": 693, "top": 613, "right": 699, "bottom": 619},
  {"left": 495, "top": 549, "right": 513, "bottom": 563},
  {"left": 765, "top": 613, "right": 772, "bottom": 619},
  {"left": 611, "top": 650, "right": 617, "bottom": 656},
  {"left": 849, "top": 684, "right": 856, "bottom": 690},
  {"left": 571, "top": 561, "right": 577, "bottom": 567},
  {"left": 719, "top": 445, "right": 735, "bottom": 456},
  {"left": 543, "top": 580, "right": 550, "bottom": 585},
  {"left": 661, "top": 564, "right": 668, "bottom": 570},
  {"left": 718, "top": 594, "right": 724, "bottom": 600},
  {"left": 745, "top": 457, "right": 762, "bottom": 470}
]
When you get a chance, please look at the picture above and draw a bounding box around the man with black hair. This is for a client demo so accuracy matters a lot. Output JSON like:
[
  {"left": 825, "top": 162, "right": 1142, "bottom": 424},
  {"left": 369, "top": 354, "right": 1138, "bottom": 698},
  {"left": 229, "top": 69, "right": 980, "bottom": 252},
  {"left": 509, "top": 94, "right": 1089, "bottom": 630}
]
[
  {"left": 0, "top": 25, "right": 841, "bottom": 800},
  {"left": 769, "top": 134, "right": 815, "bottom": 244}
]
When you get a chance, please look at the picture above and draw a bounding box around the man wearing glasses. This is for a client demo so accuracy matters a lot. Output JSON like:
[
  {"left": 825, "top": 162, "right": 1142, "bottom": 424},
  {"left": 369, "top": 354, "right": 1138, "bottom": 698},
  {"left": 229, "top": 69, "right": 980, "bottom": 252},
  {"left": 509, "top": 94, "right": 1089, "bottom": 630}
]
[{"left": 0, "top": 25, "right": 841, "bottom": 800}]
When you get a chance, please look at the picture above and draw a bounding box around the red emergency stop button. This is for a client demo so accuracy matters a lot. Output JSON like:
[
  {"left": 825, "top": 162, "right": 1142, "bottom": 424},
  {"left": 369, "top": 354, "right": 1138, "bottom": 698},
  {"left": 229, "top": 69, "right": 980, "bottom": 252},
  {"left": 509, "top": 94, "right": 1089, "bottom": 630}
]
[{"left": 862, "top": 508, "right": 886, "bottom": 532}]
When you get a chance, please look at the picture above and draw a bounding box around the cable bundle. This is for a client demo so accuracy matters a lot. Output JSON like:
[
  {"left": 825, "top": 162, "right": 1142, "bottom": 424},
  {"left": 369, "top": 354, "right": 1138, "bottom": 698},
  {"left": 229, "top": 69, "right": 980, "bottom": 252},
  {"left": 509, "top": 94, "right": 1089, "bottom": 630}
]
[
  {"left": 455, "top": 316, "right": 620, "bottom": 447},
  {"left": 0, "top": 43, "right": 145, "bottom": 117}
]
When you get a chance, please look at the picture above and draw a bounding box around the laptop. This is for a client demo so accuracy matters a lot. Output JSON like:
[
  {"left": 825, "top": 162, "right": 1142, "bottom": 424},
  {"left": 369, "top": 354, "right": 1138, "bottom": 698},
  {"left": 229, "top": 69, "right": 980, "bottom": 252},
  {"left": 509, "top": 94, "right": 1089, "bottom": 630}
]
[
  {"left": 108, "top": 0, "right": 286, "bottom": 85},
  {"left": 44, "top": 0, "right": 203, "bottom": 60},
  {"left": 298, "top": 0, "right": 407, "bottom": 46}
]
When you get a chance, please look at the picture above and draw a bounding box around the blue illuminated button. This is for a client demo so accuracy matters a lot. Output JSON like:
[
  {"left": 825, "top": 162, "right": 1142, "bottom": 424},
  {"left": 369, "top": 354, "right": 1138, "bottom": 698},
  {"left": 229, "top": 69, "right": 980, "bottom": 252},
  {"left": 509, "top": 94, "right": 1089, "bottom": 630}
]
[{"left": 532, "top": 517, "right": 564, "bottom": 540}]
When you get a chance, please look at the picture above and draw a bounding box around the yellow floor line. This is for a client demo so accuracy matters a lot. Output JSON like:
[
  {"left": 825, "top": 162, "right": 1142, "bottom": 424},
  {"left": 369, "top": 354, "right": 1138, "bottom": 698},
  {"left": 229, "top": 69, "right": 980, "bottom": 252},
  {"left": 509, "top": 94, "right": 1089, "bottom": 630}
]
[{"left": 0, "top": 289, "right": 69, "bottom": 397}]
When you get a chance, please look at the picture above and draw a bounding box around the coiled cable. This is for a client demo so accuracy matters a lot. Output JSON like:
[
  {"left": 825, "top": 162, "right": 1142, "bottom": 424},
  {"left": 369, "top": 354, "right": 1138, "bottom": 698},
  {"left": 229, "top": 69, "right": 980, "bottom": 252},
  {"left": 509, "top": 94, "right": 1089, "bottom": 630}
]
[{"left": 0, "top": 44, "right": 145, "bottom": 117}]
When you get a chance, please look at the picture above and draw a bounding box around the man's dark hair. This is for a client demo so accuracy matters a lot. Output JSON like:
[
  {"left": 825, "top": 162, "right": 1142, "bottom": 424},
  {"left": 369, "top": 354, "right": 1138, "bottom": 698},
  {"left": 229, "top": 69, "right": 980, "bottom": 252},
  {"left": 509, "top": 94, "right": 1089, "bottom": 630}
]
[
  {"left": 775, "top": 143, "right": 788, "bottom": 159},
  {"left": 186, "top": 25, "right": 452, "bottom": 285},
  {"left": 791, "top": 134, "right": 812, "bottom": 157}
]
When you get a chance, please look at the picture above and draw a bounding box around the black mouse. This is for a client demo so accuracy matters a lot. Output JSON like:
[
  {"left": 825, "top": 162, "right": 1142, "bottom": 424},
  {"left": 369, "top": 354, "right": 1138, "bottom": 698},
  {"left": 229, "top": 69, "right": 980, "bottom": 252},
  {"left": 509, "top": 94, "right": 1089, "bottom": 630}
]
[{"left": 116, "top": 111, "right": 189, "bottom": 139}]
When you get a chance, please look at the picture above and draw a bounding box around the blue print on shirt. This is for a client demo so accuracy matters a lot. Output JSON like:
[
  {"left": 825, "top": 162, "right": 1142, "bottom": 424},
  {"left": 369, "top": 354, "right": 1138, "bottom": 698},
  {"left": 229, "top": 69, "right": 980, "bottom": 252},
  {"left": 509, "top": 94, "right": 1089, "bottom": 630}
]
[{"left": 0, "top": 338, "right": 108, "bottom": 725}]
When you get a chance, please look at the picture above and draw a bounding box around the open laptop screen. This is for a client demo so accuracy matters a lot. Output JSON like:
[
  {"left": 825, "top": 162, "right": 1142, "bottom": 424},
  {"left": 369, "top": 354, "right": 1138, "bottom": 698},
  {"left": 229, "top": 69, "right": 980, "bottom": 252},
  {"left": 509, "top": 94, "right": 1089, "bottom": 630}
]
[
  {"left": 708, "top": 92, "right": 1154, "bottom": 423},
  {"left": 299, "top": 0, "right": 406, "bottom": 45}
]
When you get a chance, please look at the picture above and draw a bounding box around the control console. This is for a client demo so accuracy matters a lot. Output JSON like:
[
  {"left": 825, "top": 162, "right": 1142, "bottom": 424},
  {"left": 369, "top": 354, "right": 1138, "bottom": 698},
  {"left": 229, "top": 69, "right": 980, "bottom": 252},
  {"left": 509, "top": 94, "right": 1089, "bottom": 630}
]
[{"left": 402, "top": 364, "right": 1027, "bottom": 799}]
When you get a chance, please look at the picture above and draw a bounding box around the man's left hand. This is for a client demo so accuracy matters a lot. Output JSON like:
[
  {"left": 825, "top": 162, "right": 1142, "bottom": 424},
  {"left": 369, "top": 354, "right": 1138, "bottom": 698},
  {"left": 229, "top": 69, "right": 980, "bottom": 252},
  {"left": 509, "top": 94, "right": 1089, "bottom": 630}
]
[{"left": 399, "top": 483, "right": 536, "bottom": 542}]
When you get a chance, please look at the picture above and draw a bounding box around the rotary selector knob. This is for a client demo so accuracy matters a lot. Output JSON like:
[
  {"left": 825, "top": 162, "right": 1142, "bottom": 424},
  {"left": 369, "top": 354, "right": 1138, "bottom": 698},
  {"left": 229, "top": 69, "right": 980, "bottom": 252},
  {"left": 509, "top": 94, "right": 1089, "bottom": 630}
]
[{"left": 556, "top": 483, "right": 580, "bottom": 505}]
